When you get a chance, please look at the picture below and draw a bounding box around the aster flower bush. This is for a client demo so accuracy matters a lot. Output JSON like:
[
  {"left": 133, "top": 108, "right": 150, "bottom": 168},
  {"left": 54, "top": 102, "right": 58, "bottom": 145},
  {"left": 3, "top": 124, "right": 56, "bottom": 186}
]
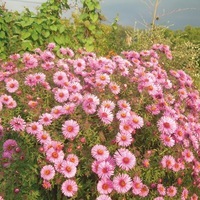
[{"left": 0, "top": 42, "right": 200, "bottom": 200}]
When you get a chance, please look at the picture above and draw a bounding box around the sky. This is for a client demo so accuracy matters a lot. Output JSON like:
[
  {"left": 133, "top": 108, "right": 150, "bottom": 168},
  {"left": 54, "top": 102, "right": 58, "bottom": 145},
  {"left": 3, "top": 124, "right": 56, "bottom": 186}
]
[{"left": 2, "top": 0, "right": 200, "bottom": 30}]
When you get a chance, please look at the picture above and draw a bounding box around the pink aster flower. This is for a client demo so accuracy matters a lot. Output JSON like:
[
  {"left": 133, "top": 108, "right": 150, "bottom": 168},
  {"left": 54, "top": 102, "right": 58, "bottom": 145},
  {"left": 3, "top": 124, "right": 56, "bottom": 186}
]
[
  {"left": 139, "top": 184, "right": 149, "bottom": 197},
  {"left": 91, "top": 160, "right": 100, "bottom": 174},
  {"left": 116, "top": 132, "right": 133, "bottom": 147},
  {"left": 157, "top": 116, "right": 177, "bottom": 135},
  {"left": 40, "top": 50, "right": 55, "bottom": 61},
  {"left": 113, "top": 173, "right": 132, "bottom": 194},
  {"left": 157, "top": 184, "right": 166, "bottom": 196},
  {"left": 95, "top": 73, "right": 110, "bottom": 86},
  {"left": 129, "top": 113, "right": 144, "bottom": 129},
  {"left": 97, "top": 179, "right": 113, "bottom": 195},
  {"left": 101, "top": 100, "right": 115, "bottom": 111},
  {"left": 3, "top": 139, "right": 18, "bottom": 153},
  {"left": 24, "top": 74, "right": 37, "bottom": 87},
  {"left": 166, "top": 186, "right": 177, "bottom": 197},
  {"left": 10, "top": 116, "right": 26, "bottom": 132},
  {"left": 116, "top": 110, "right": 130, "bottom": 122},
  {"left": 117, "top": 100, "right": 131, "bottom": 110},
  {"left": 46, "top": 147, "right": 64, "bottom": 163},
  {"left": 160, "top": 133, "right": 175, "bottom": 147},
  {"left": 69, "top": 92, "right": 83, "bottom": 105},
  {"left": 91, "top": 144, "right": 109, "bottom": 161},
  {"left": 161, "top": 155, "right": 175, "bottom": 169},
  {"left": 34, "top": 72, "right": 46, "bottom": 83},
  {"left": 114, "top": 148, "right": 136, "bottom": 171},
  {"left": 40, "top": 165, "right": 55, "bottom": 181},
  {"left": 6, "top": 99, "right": 17, "bottom": 109},
  {"left": 54, "top": 88, "right": 69, "bottom": 103},
  {"left": 146, "top": 104, "right": 160, "bottom": 115},
  {"left": 109, "top": 82, "right": 120, "bottom": 95},
  {"left": 51, "top": 105, "right": 64, "bottom": 119},
  {"left": 66, "top": 154, "right": 79, "bottom": 167},
  {"left": 73, "top": 58, "right": 86, "bottom": 74},
  {"left": 5, "top": 79, "right": 19, "bottom": 93},
  {"left": 38, "top": 113, "right": 53, "bottom": 126},
  {"left": 22, "top": 53, "right": 38, "bottom": 68},
  {"left": 36, "top": 131, "right": 51, "bottom": 144},
  {"left": 53, "top": 71, "right": 68, "bottom": 86},
  {"left": 96, "top": 194, "right": 112, "bottom": 200},
  {"left": 62, "top": 102, "right": 76, "bottom": 115},
  {"left": 68, "top": 81, "right": 83, "bottom": 93},
  {"left": 154, "top": 197, "right": 164, "bottom": 200},
  {"left": 61, "top": 179, "right": 78, "bottom": 197},
  {"left": 62, "top": 120, "right": 80, "bottom": 139},
  {"left": 61, "top": 160, "right": 77, "bottom": 178},
  {"left": 97, "top": 161, "right": 114, "bottom": 179},
  {"left": 0, "top": 94, "right": 13, "bottom": 105},
  {"left": 132, "top": 176, "right": 143, "bottom": 195},
  {"left": 181, "top": 187, "right": 188, "bottom": 200},
  {"left": 0, "top": 196, "right": 4, "bottom": 200},
  {"left": 182, "top": 149, "right": 194, "bottom": 163},
  {"left": 26, "top": 122, "right": 43, "bottom": 135},
  {"left": 119, "top": 122, "right": 134, "bottom": 134},
  {"left": 98, "top": 107, "right": 114, "bottom": 125}
]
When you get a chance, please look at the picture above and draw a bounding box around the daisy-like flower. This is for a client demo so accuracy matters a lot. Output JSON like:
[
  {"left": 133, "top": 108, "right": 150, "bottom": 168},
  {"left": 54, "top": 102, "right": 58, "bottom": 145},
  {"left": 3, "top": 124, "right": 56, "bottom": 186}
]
[
  {"left": 26, "top": 122, "right": 43, "bottom": 135},
  {"left": 24, "top": 74, "right": 37, "bottom": 87},
  {"left": 68, "top": 81, "right": 83, "bottom": 93},
  {"left": 73, "top": 58, "right": 86, "bottom": 74},
  {"left": 36, "top": 131, "right": 51, "bottom": 144},
  {"left": 166, "top": 186, "right": 177, "bottom": 197},
  {"left": 95, "top": 73, "right": 111, "bottom": 86},
  {"left": 38, "top": 113, "right": 53, "bottom": 126},
  {"left": 5, "top": 79, "right": 19, "bottom": 93},
  {"left": 34, "top": 73, "right": 46, "bottom": 83},
  {"left": 46, "top": 147, "right": 64, "bottom": 163},
  {"left": 61, "top": 160, "right": 77, "bottom": 178},
  {"left": 54, "top": 88, "right": 69, "bottom": 103},
  {"left": 61, "top": 179, "right": 78, "bottom": 197},
  {"left": 91, "top": 144, "right": 109, "bottom": 161},
  {"left": 63, "top": 102, "right": 76, "bottom": 115},
  {"left": 113, "top": 173, "right": 132, "bottom": 194},
  {"left": 132, "top": 176, "right": 143, "bottom": 195},
  {"left": 10, "top": 116, "right": 26, "bottom": 132},
  {"left": 119, "top": 122, "right": 134, "bottom": 134},
  {"left": 22, "top": 53, "right": 38, "bottom": 68},
  {"left": 157, "top": 184, "right": 166, "bottom": 196},
  {"left": 66, "top": 154, "right": 79, "bottom": 167},
  {"left": 116, "top": 110, "right": 130, "bottom": 122},
  {"left": 97, "top": 161, "right": 115, "bottom": 179},
  {"left": 53, "top": 71, "right": 67, "bottom": 86},
  {"left": 98, "top": 107, "right": 114, "bottom": 125},
  {"left": 157, "top": 116, "right": 177, "bottom": 135},
  {"left": 69, "top": 93, "right": 83, "bottom": 106},
  {"left": 139, "top": 184, "right": 149, "bottom": 197},
  {"left": 160, "top": 133, "right": 175, "bottom": 147},
  {"left": 0, "top": 94, "right": 13, "bottom": 105},
  {"left": 114, "top": 148, "right": 136, "bottom": 171},
  {"left": 154, "top": 197, "right": 164, "bottom": 200},
  {"left": 101, "top": 100, "right": 115, "bottom": 111},
  {"left": 6, "top": 99, "right": 17, "bottom": 109},
  {"left": 109, "top": 82, "right": 120, "bottom": 95},
  {"left": 96, "top": 194, "right": 112, "bottom": 200},
  {"left": 3, "top": 139, "right": 18, "bottom": 153},
  {"left": 62, "top": 120, "right": 80, "bottom": 139},
  {"left": 129, "top": 113, "right": 144, "bottom": 129},
  {"left": 146, "top": 104, "right": 160, "bottom": 115},
  {"left": 91, "top": 160, "right": 100, "bottom": 174},
  {"left": 40, "top": 165, "right": 55, "bottom": 181},
  {"left": 117, "top": 100, "right": 131, "bottom": 110},
  {"left": 161, "top": 155, "right": 175, "bottom": 169},
  {"left": 181, "top": 187, "right": 188, "bottom": 200},
  {"left": 0, "top": 196, "right": 4, "bottom": 200},
  {"left": 51, "top": 105, "right": 64, "bottom": 119},
  {"left": 182, "top": 149, "right": 194, "bottom": 163},
  {"left": 116, "top": 132, "right": 133, "bottom": 147},
  {"left": 97, "top": 179, "right": 113, "bottom": 195}
]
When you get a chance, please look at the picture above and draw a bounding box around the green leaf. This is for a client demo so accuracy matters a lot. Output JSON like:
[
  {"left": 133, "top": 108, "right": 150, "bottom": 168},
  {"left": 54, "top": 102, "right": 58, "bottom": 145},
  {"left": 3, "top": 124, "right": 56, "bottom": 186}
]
[
  {"left": 21, "top": 31, "right": 31, "bottom": 39},
  {"left": 50, "top": 25, "right": 58, "bottom": 31},
  {"left": 89, "top": 13, "right": 98, "bottom": 23},
  {"left": 31, "top": 31, "right": 38, "bottom": 41},
  {"left": 0, "top": 31, "right": 6, "bottom": 39},
  {"left": 42, "top": 30, "right": 50, "bottom": 38},
  {"left": 22, "top": 40, "right": 32, "bottom": 50},
  {"left": 59, "top": 25, "right": 65, "bottom": 34}
]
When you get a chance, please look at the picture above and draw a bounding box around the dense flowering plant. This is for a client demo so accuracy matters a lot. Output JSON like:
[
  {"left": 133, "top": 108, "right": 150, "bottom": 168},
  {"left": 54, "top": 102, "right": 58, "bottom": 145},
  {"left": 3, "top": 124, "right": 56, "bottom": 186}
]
[{"left": 0, "top": 43, "right": 200, "bottom": 199}]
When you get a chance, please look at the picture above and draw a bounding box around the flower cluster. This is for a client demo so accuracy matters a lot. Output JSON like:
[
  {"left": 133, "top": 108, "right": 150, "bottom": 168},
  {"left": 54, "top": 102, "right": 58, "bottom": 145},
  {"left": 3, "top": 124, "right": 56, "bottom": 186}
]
[{"left": 0, "top": 43, "right": 200, "bottom": 199}]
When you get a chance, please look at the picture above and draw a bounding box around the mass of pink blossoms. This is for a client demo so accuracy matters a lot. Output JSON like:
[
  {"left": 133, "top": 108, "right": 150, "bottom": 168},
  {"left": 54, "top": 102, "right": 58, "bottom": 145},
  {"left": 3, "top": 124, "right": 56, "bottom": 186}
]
[{"left": 1, "top": 43, "right": 200, "bottom": 199}]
